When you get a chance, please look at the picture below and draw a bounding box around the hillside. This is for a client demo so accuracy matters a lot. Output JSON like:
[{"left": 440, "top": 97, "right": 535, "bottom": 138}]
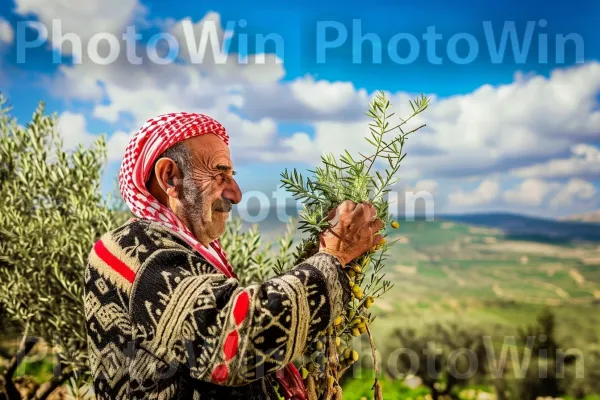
[
  {"left": 437, "top": 212, "right": 600, "bottom": 244},
  {"left": 369, "top": 218, "right": 600, "bottom": 350},
  {"left": 560, "top": 210, "right": 600, "bottom": 223},
  {"left": 235, "top": 208, "right": 600, "bottom": 244}
]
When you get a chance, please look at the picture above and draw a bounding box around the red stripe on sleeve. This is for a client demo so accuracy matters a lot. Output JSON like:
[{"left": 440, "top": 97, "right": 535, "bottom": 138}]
[
  {"left": 223, "top": 330, "right": 239, "bottom": 361},
  {"left": 233, "top": 291, "right": 250, "bottom": 326},
  {"left": 211, "top": 363, "right": 229, "bottom": 383},
  {"left": 94, "top": 240, "right": 136, "bottom": 283}
]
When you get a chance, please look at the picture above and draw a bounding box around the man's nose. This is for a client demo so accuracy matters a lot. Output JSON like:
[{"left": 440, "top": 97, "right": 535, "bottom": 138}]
[{"left": 222, "top": 178, "right": 242, "bottom": 204}]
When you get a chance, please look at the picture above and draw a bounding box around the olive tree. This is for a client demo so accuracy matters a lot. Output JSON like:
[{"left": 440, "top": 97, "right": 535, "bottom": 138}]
[
  {"left": 0, "top": 97, "right": 116, "bottom": 400},
  {"left": 386, "top": 323, "right": 489, "bottom": 400}
]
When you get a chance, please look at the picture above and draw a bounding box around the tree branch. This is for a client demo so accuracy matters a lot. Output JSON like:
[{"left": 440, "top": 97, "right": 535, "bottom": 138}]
[
  {"left": 361, "top": 124, "right": 426, "bottom": 165},
  {"left": 366, "top": 326, "right": 383, "bottom": 400},
  {"left": 4, "top": 334, "right": 39, "bottom": 380},
  {"left": 29, "top": 368, "right": 72, "bottom": 400}
]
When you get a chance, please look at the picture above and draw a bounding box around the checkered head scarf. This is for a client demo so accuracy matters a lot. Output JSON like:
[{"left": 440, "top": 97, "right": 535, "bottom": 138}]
[{"left": 118, "top": 112, "right": 236, "bottom": 278}]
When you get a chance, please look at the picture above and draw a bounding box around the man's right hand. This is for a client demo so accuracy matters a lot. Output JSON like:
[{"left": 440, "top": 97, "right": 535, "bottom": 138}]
[{"left": 319, "top": 200, "right": 384, "bottom": 267}]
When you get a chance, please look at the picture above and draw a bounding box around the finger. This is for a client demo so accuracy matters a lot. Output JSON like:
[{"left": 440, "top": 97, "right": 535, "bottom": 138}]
[
  {"left": 319, "top": 232, "right": 326, "bottom": 249},
  {"left": 372, "top": 233, "right": 383, "bottom": 247},
  {"left": 363, "top": 202, "right": 375, "bottom": 211},
  {"left": 339, "top": 199, "right": 356, "bottom": 213},
  {"left": 326, "top": 203, "right": 345, "bottom": 228},
  {"left": 352, "top": 203, "right": 365, "bottom": 219},
  {"left": 362, "top": 203, "right": 376, "bottom": 222},
  {"left": 325, "top": 207, "right": 337, "bottom": 221},
  {"left": 371, "top": 218, "right": 384, "bottom": 232}
]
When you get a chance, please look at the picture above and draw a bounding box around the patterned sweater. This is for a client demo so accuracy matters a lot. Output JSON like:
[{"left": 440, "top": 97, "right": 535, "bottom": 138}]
[{"left": 83, "top": 219, "right": 351, "bottom": 399}]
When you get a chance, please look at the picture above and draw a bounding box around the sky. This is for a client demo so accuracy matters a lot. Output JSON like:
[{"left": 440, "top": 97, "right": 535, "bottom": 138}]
[{"left": 0, "top": 0, "right": 598, "bottom": 219}]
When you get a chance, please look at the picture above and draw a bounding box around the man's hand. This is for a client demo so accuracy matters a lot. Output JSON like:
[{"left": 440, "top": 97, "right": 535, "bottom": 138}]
[{"left": 319, "top": 200, "right": 384, "bottom": 267}]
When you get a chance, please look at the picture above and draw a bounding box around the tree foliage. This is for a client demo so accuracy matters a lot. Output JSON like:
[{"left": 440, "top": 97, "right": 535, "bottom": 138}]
[
  {"left": 0, "top": 96, "right": 118, "bottom": 399},
  {"left": 514, "top": 308, "right": 579, "bottom": 400},
  {"left": 220, "top": 217, "right": 296, "bottom": 286},
  {"left": 388, "top": 323, "right": 489, "bottom": 400}
]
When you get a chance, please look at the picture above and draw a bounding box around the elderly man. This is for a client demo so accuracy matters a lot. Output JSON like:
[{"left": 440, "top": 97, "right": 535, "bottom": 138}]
[{"left": 84, "top": 113, "right": 383, "bottom": 400}]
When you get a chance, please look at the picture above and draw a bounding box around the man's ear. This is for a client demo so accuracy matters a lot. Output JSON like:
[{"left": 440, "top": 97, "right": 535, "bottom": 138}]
[{"left": 154, "top": 157, "right": 182, "bottom": 199}]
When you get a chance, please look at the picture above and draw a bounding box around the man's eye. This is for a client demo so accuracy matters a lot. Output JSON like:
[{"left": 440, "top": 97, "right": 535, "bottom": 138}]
[{"left": 217, "top": 173, "right": 234, "bottom": 183}]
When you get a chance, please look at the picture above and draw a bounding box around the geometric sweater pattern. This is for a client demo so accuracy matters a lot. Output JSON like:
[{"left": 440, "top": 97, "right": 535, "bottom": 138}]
[{"left": 84, "top": 219, "right": 351, "bottom": 399}]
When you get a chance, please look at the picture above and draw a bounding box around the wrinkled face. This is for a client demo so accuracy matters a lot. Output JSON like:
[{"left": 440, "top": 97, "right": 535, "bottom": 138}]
[{"left": 177, "top": 134, "right": 242, "bottom": 244}]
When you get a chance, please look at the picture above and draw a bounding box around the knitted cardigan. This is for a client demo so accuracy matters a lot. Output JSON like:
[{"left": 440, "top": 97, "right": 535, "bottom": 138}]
[{"left": 83, "top": 219, "right": 351, "bottom": 399}]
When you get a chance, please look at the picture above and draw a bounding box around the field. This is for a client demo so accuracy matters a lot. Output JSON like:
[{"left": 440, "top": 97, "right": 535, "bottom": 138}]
[{"left": 371, "top": 218, "right": 600, "bottom": 345}]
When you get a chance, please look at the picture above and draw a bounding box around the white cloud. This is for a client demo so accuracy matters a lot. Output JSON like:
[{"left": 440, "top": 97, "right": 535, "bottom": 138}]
[
  {"left": 271, "top": 120, "right": 375, "bottom": 164},
  {"left": 38, "top": 9, "right": 285, "bottom": 146},
  {"left": 168, "top": 13, "right": 284, "bottom": 85},
  {"left": 403, "top": 179, "right": 440, "bottom": 212},
  {"left": 14, "top": 0, "right": 143, "bottom": 56},
  {"left": 448, "top": 179, "right": 500, "bottom": 207},
  {"left": 253, "top": 112, "right": 428, "bottom": 174},
  {"left": 393, "top": 179, "right": 440, "bottom": 200},
  {"left": 105, "top": 131, "right": 133, "bottom": 161},
  {"left": 0, "top": 18, "right": 13, "bottom": 44},
  {"left": 57, "top": 112, "right": 97, "bottom": 149},
  {"left": 502, "top": 178, "right": 560, "bottom": 206},
  {"left": 549, "top": 178, "right": 597, "bottom": 209},
  {"left": 512, "top": 144, "right": 600, "bottom": 179},
  {"left": 413, "top": 179, "right": 439, "bottom": 195},
  {"left": 56, "top": 111, "right": 129, "bottom": 161},
  {"left": 289, "top": 77, "right": 360, "bottom": 114},
  {"left": 47, "top": 66, "right": 105, "bottom": 101},
  {"left": 168, "top": 12, "right": 228, "bottom": 61}
]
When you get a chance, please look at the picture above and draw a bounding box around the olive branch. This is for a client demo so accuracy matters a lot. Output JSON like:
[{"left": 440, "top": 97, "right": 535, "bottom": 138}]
[{"left": 277, "top": 91, "right": 430, "bottom": 400}]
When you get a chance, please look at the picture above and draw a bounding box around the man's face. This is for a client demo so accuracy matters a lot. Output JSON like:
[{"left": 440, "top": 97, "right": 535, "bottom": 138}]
[{"left": 178, "top": 134, "right": 242, "bottom": 244}]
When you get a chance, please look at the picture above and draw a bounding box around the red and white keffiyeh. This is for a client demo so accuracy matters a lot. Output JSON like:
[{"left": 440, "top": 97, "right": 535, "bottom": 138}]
[{"left": 118, "top": 112, "right": 236, "bottom": 278}]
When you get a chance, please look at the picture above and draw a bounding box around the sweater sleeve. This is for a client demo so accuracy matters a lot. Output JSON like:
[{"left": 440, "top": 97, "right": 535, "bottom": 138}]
[{"left": 129, "top": 250, "right": 351, "bottom": 386}]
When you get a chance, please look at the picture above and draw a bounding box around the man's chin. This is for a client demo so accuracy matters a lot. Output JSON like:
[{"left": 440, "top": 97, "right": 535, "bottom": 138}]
[
  {"left": 213, "top": 211, "right": 230, "bottom": 228},
  {"left": 213, "top": 219, "right": 228, "bottom": 239}
]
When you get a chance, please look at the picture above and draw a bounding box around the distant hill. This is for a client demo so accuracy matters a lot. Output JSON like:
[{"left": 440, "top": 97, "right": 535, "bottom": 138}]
[
  {"left": 436, "top": 212, "right": 600, "bottom": 244},
  {"left": 231, "top": 206, "right": 600, "bottom": 245},
  {"left": 560, "top": 210, "right": 600, "bottom": 223}
]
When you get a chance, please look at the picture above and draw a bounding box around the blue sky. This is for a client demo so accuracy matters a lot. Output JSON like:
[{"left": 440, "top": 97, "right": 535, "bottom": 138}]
[{"left": 0, "top": 0, "right": 598, "bottom": 218}]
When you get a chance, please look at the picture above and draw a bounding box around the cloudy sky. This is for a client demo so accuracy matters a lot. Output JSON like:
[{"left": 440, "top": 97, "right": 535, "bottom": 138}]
[{"left": 0, "top": 0, "right": 598, "bottom": 219}]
